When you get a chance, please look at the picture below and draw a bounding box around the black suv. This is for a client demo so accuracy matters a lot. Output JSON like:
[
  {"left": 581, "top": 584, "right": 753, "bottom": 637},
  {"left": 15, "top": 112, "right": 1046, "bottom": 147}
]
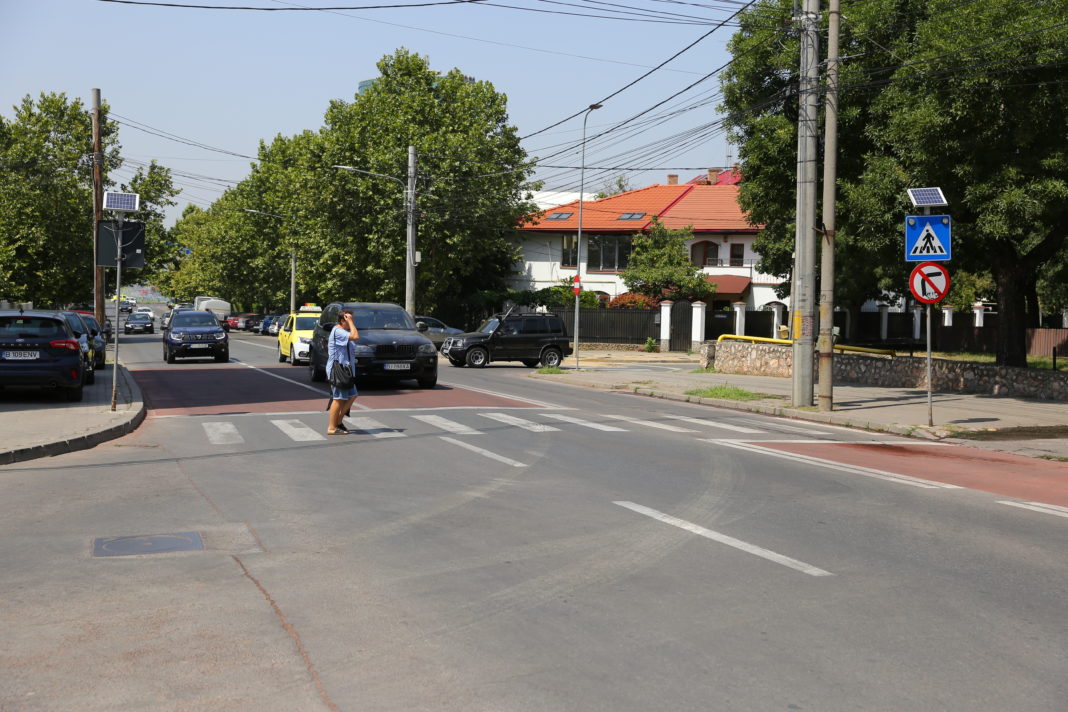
[
  {"left": 308, "top": 302, "right": 438, "bottom": 388},
  {"left": 441, "top": 312, "right": 571, "bottom": 368},
  {"left": 163, "top": 310, "right": 229, "bottom": 363}
]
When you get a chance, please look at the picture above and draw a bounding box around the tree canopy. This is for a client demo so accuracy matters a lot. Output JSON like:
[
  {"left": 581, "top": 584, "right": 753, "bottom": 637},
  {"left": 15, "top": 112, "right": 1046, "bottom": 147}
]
[
  {"left": 721, "top": 0, "right": 1068, "bottom": 366},
  {"left": 621, "top": 218, "right": 716, "bottom": 303}
]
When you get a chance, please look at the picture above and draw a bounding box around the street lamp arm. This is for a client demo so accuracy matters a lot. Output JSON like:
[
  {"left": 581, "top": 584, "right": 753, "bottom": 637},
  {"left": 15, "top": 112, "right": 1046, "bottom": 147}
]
[{"left": 332, "top": 164, "right": 405, "bottom": 189}]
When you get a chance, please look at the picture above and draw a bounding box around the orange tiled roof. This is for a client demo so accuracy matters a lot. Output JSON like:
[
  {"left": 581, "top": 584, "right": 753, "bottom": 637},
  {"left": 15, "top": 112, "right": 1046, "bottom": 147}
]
[{"left": 523, "top": 183, "right": 758, "bottom": 233}]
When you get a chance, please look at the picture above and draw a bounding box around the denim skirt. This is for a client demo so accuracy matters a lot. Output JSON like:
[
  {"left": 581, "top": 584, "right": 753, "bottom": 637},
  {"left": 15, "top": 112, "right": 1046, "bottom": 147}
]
[{"left": 330, "top": 383, "right": 357, "bottom": 400}]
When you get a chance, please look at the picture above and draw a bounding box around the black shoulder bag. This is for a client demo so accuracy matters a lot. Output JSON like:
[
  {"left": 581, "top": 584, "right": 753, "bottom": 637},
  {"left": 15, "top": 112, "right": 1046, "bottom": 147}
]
[{"left": 329, "top": 339, "right": 355, "bottom": 389}]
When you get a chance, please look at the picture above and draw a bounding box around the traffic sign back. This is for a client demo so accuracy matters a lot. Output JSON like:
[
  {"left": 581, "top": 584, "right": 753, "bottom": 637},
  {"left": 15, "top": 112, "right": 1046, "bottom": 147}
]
[{"left": 905, "top": 215, "right": 952, "bottom": 262}]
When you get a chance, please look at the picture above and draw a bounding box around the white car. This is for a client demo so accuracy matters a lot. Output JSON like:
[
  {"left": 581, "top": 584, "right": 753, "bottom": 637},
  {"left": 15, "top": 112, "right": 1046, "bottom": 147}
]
[{"left": 133, "top": 307, "right": 155, "bottom": 320}]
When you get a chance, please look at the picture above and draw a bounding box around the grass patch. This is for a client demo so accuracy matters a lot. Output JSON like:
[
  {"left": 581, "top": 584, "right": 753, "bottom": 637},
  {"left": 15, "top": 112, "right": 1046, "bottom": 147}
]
[
  {"left": 536, "top": 365, "right": 566, "bottom": 374},
  {"left": 691, "top": 366, "right": 717, "bottom": 374},
  {"left": 930, "top": 352, "right": 1067, "bottom": 371},
  {"left": 684, "top": 384, "right": 773, "bottom": 401}
]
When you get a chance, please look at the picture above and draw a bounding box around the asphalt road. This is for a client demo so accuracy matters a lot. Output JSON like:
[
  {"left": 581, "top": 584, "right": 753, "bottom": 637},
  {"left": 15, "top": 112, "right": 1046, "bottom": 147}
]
[{"left": 2, "top": 312, "right": 1066, "bottom": 711}]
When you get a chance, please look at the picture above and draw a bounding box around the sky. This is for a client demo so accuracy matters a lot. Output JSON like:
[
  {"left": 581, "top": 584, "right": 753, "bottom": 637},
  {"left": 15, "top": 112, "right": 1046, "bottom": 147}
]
[{"left": 1, "top": 0, "right": 746, "bottom": 225}]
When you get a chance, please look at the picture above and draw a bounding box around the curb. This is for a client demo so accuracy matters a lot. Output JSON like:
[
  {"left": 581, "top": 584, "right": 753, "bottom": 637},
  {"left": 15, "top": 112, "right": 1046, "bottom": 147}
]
[{"left": 0, "top": 366, "right": 146, "bottom": 466}]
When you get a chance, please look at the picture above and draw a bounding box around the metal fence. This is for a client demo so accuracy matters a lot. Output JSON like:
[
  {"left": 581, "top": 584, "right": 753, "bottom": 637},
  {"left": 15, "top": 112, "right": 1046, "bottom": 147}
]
[{"left": 551, "top": 308, "right": 658, "bottom": 345}]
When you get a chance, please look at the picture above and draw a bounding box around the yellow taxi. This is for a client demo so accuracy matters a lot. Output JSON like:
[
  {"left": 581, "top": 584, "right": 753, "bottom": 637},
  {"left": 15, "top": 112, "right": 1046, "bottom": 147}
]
[{"left": 277, "top": 305, "right": 321, "bottom": 365}]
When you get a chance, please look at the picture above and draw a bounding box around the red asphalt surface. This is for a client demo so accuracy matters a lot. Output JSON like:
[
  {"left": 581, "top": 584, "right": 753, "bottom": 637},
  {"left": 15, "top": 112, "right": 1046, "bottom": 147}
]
[
  {"left": 758, "top": 441, "right": 1068, "bottom": 508},
  {"left": 131, "top": 363, "right": 538, "bottom": 416}
]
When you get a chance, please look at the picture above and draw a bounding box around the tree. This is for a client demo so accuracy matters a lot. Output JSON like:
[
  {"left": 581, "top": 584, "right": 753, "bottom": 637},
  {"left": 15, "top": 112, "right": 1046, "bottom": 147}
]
[
  {"left": 721, "top": 0, "right": 1068, "bottom": 367},
  {"left": 620, "top": 218, "right": 716, "bottom": 302},
  {"left": 594, "top": 175, "right": 632, "bottom": 199}
]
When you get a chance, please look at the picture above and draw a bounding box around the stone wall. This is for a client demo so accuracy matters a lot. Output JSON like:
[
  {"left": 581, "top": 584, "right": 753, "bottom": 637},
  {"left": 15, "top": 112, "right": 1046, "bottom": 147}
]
[{"left": 701, "top": 340, "right": 1068, "bottom": 401}]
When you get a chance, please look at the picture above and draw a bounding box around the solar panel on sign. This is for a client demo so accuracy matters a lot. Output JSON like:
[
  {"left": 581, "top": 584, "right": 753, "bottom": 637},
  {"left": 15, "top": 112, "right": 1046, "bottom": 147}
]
[
  {"left": 907, "top": 187, "right": 947, "bottom": 207},
  {"left": 103, "top": 192, "right": 140, "bottom": 212}
]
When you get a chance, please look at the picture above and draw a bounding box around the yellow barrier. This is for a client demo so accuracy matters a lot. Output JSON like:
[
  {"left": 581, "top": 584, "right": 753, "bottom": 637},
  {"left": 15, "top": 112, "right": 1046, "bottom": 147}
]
[{"left": 715, "top": 333, "right": 896, "bottom": 356}]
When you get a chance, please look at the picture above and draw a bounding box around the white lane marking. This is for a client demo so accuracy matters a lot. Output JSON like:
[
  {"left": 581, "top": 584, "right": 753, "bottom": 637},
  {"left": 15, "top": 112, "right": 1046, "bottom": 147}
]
[
  {"left": 230, "top": 339, "right": 275, "bottom": 350},
  {"left": 230, "top": 358, "right": 371, "bottom": 410},
  {"left": 736, "top": 418, "right": 834, "bottom": 435},
  {"left": 480, "top": 412, "right": 560, "bottom": 432},
  {"left": 708, "top": 440, "right": 960, "bottom": 489},
  {"left": 661, "top": 414, "right": 765, "bottom": 433},
  {"left": 998, "top": 501, "right": 1068, "bottom": 519},
  {"left": 202, "top": 421, "right": 243, "bottom": 445},
  {"left": 271, "top": 419, "right": 325, "bottom": 442},
  {"left": 543, "top": 413, "right": 627, "bottom": 432},
  {"left": 345, "top": 417, "right": 406, "bottom": 438},
  {"left": 438, "top": 380, "right": 569, "bottom": 409},
  {"left": 439, "top": 436, "right": 525, "bottom": 467},
  {"left": 614, "top": 501, "right": 833, "bottom": 577},
  {"left": 412, "top": 414, "right": 483, "bottom": 435},
  {"left": 602, "top": 413, "right": 698, "bottom": 432}
]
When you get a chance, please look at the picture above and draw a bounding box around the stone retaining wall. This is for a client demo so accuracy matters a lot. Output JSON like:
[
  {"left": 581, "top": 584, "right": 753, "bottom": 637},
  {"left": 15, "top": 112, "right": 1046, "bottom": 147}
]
[{"left": 701, "top": 340, "right": 1068, "bottom": 401}]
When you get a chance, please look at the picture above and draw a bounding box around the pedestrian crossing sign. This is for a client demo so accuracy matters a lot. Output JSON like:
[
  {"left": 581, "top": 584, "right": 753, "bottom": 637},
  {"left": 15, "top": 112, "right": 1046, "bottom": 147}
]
[{"left": 905, "top": 214, "right": 952, "bottom": 262}]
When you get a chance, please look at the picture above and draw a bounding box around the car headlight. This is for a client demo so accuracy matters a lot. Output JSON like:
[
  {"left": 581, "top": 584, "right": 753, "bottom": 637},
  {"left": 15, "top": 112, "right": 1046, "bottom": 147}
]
[
  {"left": 214, "top": 332, "right": 226, "bottom": 340},
  {"left": 298, "top": 336, "right": 311, "bottom": 344},
  {"left": 418, "top": 343, "right": 436, "bottom": 354},
  {"left": 168, "top": 332, "right": 182, "bottom": 342},
  {"left": 352, "top": 344, "right": 375, "bottom": 357},
  {"left": 450, "top": 338, "right": 464, "bottom": 348}
]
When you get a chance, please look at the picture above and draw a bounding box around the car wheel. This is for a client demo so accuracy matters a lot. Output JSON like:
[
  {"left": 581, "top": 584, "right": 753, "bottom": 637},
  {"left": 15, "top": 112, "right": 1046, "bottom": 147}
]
[
  {"left": 85, "top": 364, "right": 95, "bottom": 384},
  {"left": 289, "top": 349, "right": 298, "bottom": 366},
  {"left": 465, "top": 347, "right": 489, "bottom": 368},
  {"left": 521, "top": 359, "right": 540, "bottom": 368},
  {"left": 215, "top": 350, "right": 229, "bottom": 363},
  {"left": 278, "top": 345, "right": 286, "bottom": 363},
  {"left": 417, "top": 373, "right": 437, "bottom": 388},
  {"left": 540, "top": 347, "right": 563, "bottom": 368},
  {"left": 65, "top": 384, "right": 83, "bottom": 402},
  {"left": 448, "top": 358, "right": 465, "bottom": 367},
  {"left": 166, "top": 348, "right": 176, "bottom": 364},
  {"left": 148, "top": 328, "right": 154, "bottom": 334}
]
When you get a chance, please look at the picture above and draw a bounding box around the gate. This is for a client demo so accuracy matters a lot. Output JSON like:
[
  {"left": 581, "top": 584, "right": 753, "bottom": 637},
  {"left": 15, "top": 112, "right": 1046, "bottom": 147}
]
[{"left": 669, "top": 301, "right": 692, "bottom": 352}]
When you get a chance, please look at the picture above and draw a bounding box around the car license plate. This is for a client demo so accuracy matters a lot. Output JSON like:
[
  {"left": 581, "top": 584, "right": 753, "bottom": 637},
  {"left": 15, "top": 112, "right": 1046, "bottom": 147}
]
[
  {"left": 3, "top": 350, "right": 39, "bottom": 360},
  {"left": 383, "top": 362, "right": 410, "bottom": 370},
  {"left": 190, "top": 344, "right": 210, "bottom": 349}
]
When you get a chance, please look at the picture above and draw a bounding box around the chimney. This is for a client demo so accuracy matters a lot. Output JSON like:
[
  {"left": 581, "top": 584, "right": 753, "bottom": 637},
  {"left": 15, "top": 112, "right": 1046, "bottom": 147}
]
[
  {"left": 667, "top": 174, "right": 678, "bottom": 185},
  {"left": 707, "top": 169, "right": 717, "bottom": 185}
]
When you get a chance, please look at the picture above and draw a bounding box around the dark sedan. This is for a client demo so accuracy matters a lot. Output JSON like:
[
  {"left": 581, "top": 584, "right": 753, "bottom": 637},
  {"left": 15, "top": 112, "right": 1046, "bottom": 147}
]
[
  {"left": 0, "top": 310, "right": 86, "bottom": 401},
  {"left": 124, "top": 313, "right": 154, "bottom": 334}
]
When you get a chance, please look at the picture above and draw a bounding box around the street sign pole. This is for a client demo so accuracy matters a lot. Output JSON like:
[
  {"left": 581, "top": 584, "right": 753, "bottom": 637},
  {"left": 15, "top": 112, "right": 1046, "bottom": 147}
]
[{"left": 926, "top": 303, "right": 933, "bottom": 426}]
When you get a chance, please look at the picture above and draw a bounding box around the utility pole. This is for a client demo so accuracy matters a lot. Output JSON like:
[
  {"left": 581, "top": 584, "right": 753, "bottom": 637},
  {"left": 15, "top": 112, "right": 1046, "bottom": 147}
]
[
  {"left": 405, "top": 145, "right": 416, "bottom": 316},
  {"left": 817, "top": 0, "right": 842, "bottom": 412},
  {"left": 791, "top": 0, "right": 820, "bottom": 407},
  {"left": 92, "top": 89, "right": 105, "bottom": 326}
]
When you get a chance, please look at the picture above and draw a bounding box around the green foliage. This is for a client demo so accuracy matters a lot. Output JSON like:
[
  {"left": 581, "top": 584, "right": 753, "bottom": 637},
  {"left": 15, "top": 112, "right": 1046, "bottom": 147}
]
[
  {"left": 609, "top": 292, "right": 659, "bottom": 309},
  {"left": 643, "top": 336, "right": 659, "bottom": 352},
  {"left": 594, "top": 175, "right": 632, "bottom": 200},
  {"left": 683, "top": 384, "right": 772, "bottom": 401},
  {"left": 944, "top": 270, "right": 995, "bottom": 312},
  {"left": 621, "top": 218, "right": 716, "bottom": 302},
  {"left": 721, "top": 0, "right": 1068, "bottom": 366}
]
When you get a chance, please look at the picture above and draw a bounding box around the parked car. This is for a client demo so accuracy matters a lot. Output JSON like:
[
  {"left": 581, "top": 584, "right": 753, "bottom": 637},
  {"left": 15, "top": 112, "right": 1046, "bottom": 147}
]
[
  {"left": 441, "top": 311, "right": 571, "bottom": 368},
  {"left": 118, "top": 300, "right": 134, "bottom": 313},
  {"left": 414, "top": 315, "right": 464, "bottom": 349},
  {"left": 0, "top": 310, "right": 86, "bottom": 401},
  {"left": 244, "top": 315, "right": 264, "bottom": 332},
  {"left": 308, "top": 302, "right": 437, "bottom": 388},
  {"left": 258, "top": 314, "right": 281, "bottom": 335},
  {"left": 133, "top": 307, "right": 155, "bottom": 320},
  {"left": 163, "top": 309, "right": 229, "bottom": 363},
  {"left": 267, "top": 314, "right": 286, "bottom": 336},
  {"left": 277, "top": 307, "right": 321, "bottom": 365},
  {"left": 124, "top": 312, "right": 154, "bottom": 334},
  {"left": 73, "top": 311, "right": 107, "bottom": 370},
  {"left": 228, "top": 313, "right": 258, "bottom": 330},
  {"left": 60, "top": 311, "right": 96, "bottom": 384}
]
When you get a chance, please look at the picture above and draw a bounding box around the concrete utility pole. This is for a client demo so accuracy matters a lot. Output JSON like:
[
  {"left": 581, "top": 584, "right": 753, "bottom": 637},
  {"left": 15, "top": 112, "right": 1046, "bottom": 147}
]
[
  {"left": 92, "top": 89, "right": 104, "bottom": 326},
  {"left": 791, "top": 0, "right": 820, "bottom": 407},
  {"left": 406, "top": 145, "right": 417, "bottom": 316},
  {"left": 817, "top": 0, "right": 841, "bottom": 412}
]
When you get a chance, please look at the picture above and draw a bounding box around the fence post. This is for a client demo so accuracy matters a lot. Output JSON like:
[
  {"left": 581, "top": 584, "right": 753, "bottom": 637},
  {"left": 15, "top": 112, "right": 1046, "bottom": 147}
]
[
  {"left": 912, "top": 304, "right": 923, "bottom": 341},
  {"left": 659, "top": 300, "right": 673, "bottom": 351},
  {"left": 879, "top": 304, "right": 890, "bottom": 341},
  {"left": 1062, "top": 309, "right": 1068, "bottom": 329},
  {"left": 942, "top": 305, "right": 953, "bottom": 326},
  {"left": 733, "top": 302, "right": 747, "bottom": 336},
  {"left": 973, "top": 302, "right": 985, "bottom": 328},
  {"left": 771, "top": 303, "right": 785, "bottom": 338},
  {"left": 691, "top": 301, "right": 706, "bottom": 349}
]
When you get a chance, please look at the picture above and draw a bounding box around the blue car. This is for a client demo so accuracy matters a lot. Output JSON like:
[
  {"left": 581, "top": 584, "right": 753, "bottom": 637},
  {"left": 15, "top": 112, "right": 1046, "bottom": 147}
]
[
  {"left": 0, "top": 310, "right": 86, "bottom": 401},
  {"left": 163, "top": 310, "right": 229, "bottom": 363}
]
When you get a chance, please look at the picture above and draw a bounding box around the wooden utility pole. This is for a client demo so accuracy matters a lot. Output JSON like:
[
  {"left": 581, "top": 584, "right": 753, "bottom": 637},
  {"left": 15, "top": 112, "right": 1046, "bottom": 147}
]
[{"left": 92, "top": 89, "right": 105, "bottom": 325}]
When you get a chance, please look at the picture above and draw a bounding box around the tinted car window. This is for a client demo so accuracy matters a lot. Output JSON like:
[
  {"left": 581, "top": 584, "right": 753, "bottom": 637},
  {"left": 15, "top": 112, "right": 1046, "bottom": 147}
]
[
  {"left": 295, "top": 316, "right": 318, "bottom": 330},
  {"left": 0, "top": 316, "right": 66, "bottom": 337},
  {"left": 521, "top": 318, "right": 547, "bottom": 334},
  {"left": 126, "top": 313, "right": 152, "bottom": 323},
  {"left": 64, "top": 313, "right": 87, "bottom": 335},
  {"left": 353, "top": 307, "right": 415, "bottom": 330},
  {"left": 171, "top": 312, "right": 220, "bottom": 327}
]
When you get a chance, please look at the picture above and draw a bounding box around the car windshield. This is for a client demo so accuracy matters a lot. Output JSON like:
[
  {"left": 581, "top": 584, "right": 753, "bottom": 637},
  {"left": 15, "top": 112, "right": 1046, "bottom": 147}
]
[
  {"left": 476, "top": 317, "right": 500, "bottom": 334},
  {"left": 353, "top": 308, "right": 416, "bottom": 330},
  {"left": 127, "top": 314, "right": 151, "bottom": 322},
  {"left": 171, "top": 313, "right": 220, "bottom": 327},
  {"left": 295, "top": 316, "right": 319, "bottom": 329}
]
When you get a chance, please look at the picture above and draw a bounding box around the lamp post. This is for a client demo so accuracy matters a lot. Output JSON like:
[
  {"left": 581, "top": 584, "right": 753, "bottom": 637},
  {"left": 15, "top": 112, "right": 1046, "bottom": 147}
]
[
  {"left": 334, "top": 147, "right": 418, "bottom": 316},
  {"left": 574, "top": 103, "right": 602, "bottom": 371},
  {"left": 243, "top": 208, "right": 296, "bottom": 315}
]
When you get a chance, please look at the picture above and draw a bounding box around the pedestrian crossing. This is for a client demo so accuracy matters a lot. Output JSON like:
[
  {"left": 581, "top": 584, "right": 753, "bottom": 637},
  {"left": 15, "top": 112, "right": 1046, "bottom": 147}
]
[{"left": 195, "top": 410, "right": 837, "bottom": 447}]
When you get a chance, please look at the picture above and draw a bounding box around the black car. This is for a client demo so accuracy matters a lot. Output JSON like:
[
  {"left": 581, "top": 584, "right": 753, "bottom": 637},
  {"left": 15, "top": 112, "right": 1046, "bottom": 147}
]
[
  {"left": 74, "top": 312, "right": 107, "bottom": 370},
  {"left": 414, "top": 315, "right": 464, "bottom": 349},
  {"left": 308, "top": 302, "right": 438, "bottom": 388},
  {"left": 441, "top": 311, "right": 572, "bottom": 368},
  {"left": 163, "top": 310, "right": 229, "bottom": 363},
  {"left": 118, "top": 300, "right": 134, "bottom": 313},
  {"left": 124, "top": 312, "right": 154, "bottom": 334},
  {"left": 0, "top": 310, "right": 86, "bottom": 401},
  {"left": 60, "top": 311, "right": 97, "bottom": 384}
]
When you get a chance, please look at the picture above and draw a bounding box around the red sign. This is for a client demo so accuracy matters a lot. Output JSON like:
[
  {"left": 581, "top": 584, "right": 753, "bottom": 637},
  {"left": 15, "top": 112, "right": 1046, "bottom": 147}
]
[
  {"left": 909, "top": 261, "right": 950, "bottom": 304},
  {"left": 573, "top": 275, "right": 581, "bottom": 296}
]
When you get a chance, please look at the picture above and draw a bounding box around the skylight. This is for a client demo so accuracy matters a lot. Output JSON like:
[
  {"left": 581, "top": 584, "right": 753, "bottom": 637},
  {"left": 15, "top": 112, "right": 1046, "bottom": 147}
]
[
  {"left": 617, "top": 212, "right": 646, "bottom": 221},
  {"left": 546, "top": 212, "right": 573, "bottom": 220}
]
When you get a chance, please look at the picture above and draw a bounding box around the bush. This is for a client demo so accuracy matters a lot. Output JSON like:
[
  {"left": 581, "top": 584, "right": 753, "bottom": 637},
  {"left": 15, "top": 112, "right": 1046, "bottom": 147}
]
[
  {"left": 643, "top": 337, "right": 659, "bottom": 352},
  {"left": 610, "top": 292, "right": 660, "bottom": 310}
]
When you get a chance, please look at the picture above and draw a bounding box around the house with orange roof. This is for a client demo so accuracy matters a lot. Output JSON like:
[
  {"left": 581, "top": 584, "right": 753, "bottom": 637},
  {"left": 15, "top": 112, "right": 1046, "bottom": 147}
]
[{"left": 513, "top": 168, "right": 788, "bottom": 312}]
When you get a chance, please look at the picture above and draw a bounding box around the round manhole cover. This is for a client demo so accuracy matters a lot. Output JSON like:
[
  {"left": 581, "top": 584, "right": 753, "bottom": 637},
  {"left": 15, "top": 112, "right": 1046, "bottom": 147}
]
[{"left": 93, "top": 532, "right": 204, "bottom": 557}]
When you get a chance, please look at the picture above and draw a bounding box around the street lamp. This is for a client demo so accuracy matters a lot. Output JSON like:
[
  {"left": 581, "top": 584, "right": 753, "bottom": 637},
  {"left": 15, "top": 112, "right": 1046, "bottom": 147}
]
[
  {"left": 334, "top": 146, "right": 418, "bottom": 316},
  {"left": 574, "top": 103, "right": 602, "bottom": 371},
  {"left": 243, "top": 208, "right": 296, "bottom": 315}
]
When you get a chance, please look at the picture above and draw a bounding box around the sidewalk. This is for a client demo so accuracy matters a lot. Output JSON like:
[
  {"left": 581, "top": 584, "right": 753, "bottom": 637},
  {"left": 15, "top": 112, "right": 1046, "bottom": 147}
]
[
  {"left": 537, "top": 350, "right": 1068, "bottom": 462},
  {"left": 0, "top": 361, "right": 145, "bottom": 466}
]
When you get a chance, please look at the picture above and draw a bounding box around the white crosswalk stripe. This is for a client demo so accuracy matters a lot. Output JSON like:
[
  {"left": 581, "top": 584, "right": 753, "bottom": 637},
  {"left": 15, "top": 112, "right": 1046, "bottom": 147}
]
[
  {"left": 344, "top": 416, "right": 406, "bottom": 438},
  {"left": 480, "top": 412, "right": 561, "bottom": 432},
  {"left": 543, "top": 413, "right": 628, "bottom": 432},
  {"left": 661, "top": 414, "right": 765, "bottom": 434},
  {"left": 202, "top": 421, "right": 244, "bottom": 445},
  {"left": 411, "top": 414, "right": 483, "bottom": 435},
  {"left": 602, "top": 414, "right": 697, "bottom": 432},
  {"left": 735, "top": 418, "right": 834, "bottom": 435},
  {"left": 271, "top": 419, "right": 325, "bottom": 441}
]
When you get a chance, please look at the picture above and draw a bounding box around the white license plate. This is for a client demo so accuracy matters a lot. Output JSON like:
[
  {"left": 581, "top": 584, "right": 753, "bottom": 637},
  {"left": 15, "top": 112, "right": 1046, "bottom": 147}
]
[
  {"left": 189, "top": 343, "right": 211, "bottom": 349},
  {"left": 383, "top": 362, "right": 410, "bottom": 370},
  {"left": 3, "top": 350, "right": 39, "bottom": 360}
]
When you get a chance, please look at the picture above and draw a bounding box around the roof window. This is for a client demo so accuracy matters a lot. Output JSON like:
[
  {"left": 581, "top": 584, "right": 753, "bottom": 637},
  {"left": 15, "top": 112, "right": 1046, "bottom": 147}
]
[
  {"left": 617, "top": 212, "right": 646, "bottom": 221},
  {"left": 546, "top": 212, "right": 573, "bottom": 220}
]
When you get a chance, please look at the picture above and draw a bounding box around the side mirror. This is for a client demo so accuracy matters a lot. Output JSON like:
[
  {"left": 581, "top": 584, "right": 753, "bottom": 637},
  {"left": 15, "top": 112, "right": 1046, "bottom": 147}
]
[{"left": 416, "top": 321, "right": 428, "bottom": 332}]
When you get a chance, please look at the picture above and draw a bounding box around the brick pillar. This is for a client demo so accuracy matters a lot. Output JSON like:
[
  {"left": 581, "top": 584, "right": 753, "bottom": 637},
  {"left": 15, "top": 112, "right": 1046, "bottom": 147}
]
[
  {"left": 912, "top": 305, "right": 923, "bottom": 341},
  {"left": 691, "top": 301, "right": 706, "bottom": 349},
  {"left": 733, "top": 301, "right": 746, "bottom": 336},
  {"left": 771, "top": 303, "right": 785, "bottom": 338},
  {"left": 659, "top": 300, "right": 673, "bottom": 350},
  {"left": 879, "top": 304, "right": 890, "bottom": 340},
  {"left": 1062, "top": 309, "right": 1067, "bottom": 328},
  {"left": 973, "top": 302, "right": 985, "bottom": 327},
  {"left": 942, "top": 305, "right": 954, "bottom": 326}
]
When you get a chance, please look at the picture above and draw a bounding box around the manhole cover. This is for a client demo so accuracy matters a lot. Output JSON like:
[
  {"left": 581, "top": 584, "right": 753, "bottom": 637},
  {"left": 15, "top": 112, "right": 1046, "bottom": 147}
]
[{"left": 93, "top": 531, "right": 204, "bottom": 557}]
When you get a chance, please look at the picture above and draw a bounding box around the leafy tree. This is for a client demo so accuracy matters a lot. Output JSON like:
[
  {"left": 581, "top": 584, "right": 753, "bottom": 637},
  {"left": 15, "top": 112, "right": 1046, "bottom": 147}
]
[
  {"left": 594, "top": 175, "right": 632, "bottom": 199},
  {"left": 943, "top": 270, "right": 995, "bottom": 313},
  {"left": 621, "top": 218, "right": 716, "bottom": 302},
  {"left": 721, "top": 0, "right": 1068, "bottom": 367}
]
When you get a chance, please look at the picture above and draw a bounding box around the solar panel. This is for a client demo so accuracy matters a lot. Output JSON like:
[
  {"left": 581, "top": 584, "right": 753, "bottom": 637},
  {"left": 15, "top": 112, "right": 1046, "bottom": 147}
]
[
  {"left": 907, "top": 187, "right": 947, "bottom": 207},
  {"left": 103, "top": 191, "right": 140, "bottom": 212}
]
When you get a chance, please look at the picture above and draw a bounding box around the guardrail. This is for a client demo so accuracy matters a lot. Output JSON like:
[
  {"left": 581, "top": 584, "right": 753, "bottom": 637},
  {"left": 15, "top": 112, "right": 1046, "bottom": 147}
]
[{"left": 716, "top": 333, "right": 896, "bottom": 356}]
